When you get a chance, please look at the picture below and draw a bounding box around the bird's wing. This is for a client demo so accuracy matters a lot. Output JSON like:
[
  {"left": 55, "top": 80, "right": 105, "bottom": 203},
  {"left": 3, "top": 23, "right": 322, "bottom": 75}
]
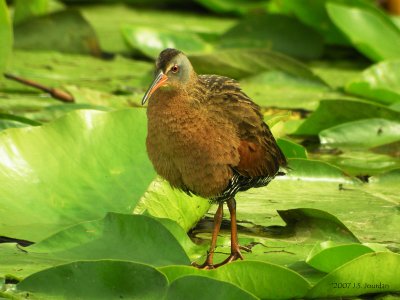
[{"left": 197, "top": 75, "right": 287, "bottom": 178}]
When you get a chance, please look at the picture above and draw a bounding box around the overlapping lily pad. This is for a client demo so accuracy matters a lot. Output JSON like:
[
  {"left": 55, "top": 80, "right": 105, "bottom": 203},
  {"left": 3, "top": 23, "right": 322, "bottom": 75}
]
[
  {"left": 218, "top": 14, "right": 323, "bottom": 60},
  {"left": 306, "top": 241, "right": 375, "bottom": 272},
  {"left": 160, "top": 261, "right": 311, "bottom": 300},
  {"left": 326, "top": 2, "right": 400, "bottom": 61},
  {"left": 319, "top": 118, "right": 400, "bottom": 148},
  {"left": 0, "top": 109, "right": 155, "bottom": 241},
  {"left": 240, "top": 70, "right": 333, "bottom": 110},
  {"left": 17, "top": 260, "right": 169, "bottom": 300},
  {"left": 0, "top": 213, "right": 194, "bottom": 280},
  {"left": 3, "top": 50, "right": 152, "bottom": 94},
  {"left": 281, "top": 0, "right": 348, "bottom": 44},
  {"left": 14, "top": 10, "right": 101, "bottom": 56},
  {"left": 295, "top": 99, "right": 400, "bottom": 135},
  {"left": 134, "top": 177, "right": 210, "bottom": 232},
  {"left": 166, "top": 275, "right": 258, "bottom": 300},
  {"left": 123, "top": 26, "right": 212, "bottom": 58},
  {"left": 0, "top": 0, "right": 12, "bottom": 74},
  {"left": 79, "top": 4, "right": 235, "bottom": 53},
  {"left": 307, "top": 252, "right": 400, "bottom": 298},
  {"left": 189, "top": 49, "right": 326, "bottom": 81},
  {"left": 346, "top": 60, "right": 400, "bottom": 105}
]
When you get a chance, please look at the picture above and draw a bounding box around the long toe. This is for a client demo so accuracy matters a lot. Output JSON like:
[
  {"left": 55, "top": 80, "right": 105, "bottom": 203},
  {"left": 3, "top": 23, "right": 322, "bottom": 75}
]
[
  {"left": 191, "top": 261, "right": 215, "bottom": 270},
  {"left": 213, "top": 250, "right": 244, "bottom": 268}
]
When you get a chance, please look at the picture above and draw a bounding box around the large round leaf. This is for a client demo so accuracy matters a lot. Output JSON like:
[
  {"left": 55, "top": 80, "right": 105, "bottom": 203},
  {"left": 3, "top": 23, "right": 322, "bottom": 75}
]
[
  {"left": 17, "top": 260, "right": 168, "bottom": 300},
  {"left": 79, "top": 4, "right": 234, "bottom": 53},
  {"left": 326, "top": 2, "right": 400, "bottom": 61},
  {"left": 28, "top": 213, "right": 191, "bottom": 267},
  {"left": 307, "top": 252, "right": 400, "bottom": 298},
  {"left": 319, "top": 118, "right": 400, "bottom": 148},
  {"left": 281, "top": 0, "right": 348, "bottom": 44},
  {"left": 294, "top": 99, "right": 400, "bottom": 135},
  {"left": 240, "top": 70, "right": 333, "bottom": 110},
  {"left": 134, "top": 177, "right": 210, "bottom": 232},
  {"left": 166, "top": 275, "right": 258, "bottom": 300},
  {"left": 5, "top": 50, "right": 152, "bottom": 94},
  {"left": 189, "top": 48, "right": 326, "bottom": 82},
  {"left": 0, "top": 0, "right": 12, "bottom": 74},
  {"left": 277, "top": 138, "right": 307, "bottom": 159},
  {"left": 14, "top": 10, "right": 101, "bottom": 55},
  {"left": 346, "top": 60, "right": 400, "bottom": 105},
  {"left": 123, "top": 26, "right": 212, "bottom": 58},
  {"left": 0, "top": 109, "right": 155, "bottom": 241},
  {"left": 160, "top": 260, "right": 311, "bottom": 299},
  {"left": 219, "top": 14, "right": 323, "bottom": 60},
  {"left": 306, "top": 241, "right": 374, "bottom": 273},
  {"left": 0, "top": 214, "right": 195, "bottom": 280}
]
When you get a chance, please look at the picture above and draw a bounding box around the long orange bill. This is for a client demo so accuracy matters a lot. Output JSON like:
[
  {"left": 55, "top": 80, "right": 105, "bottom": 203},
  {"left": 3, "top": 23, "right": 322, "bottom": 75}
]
[{"left": 142, "top": 72, "right": 168, "bottom": 105}]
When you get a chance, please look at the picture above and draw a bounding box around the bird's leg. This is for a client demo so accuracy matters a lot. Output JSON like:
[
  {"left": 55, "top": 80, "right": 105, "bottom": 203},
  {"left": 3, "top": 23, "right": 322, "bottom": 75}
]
[
  {"left": 214, "top": 197, "right": 244, "bottom": 267},
  {"left": 192, "top": 202, "right": 224, "bottom": 269}
]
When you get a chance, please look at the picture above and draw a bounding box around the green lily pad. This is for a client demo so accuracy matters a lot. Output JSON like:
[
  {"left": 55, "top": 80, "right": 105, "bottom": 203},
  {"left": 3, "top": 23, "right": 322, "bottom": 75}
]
[
  {"left": 0, "top": 113, "right": 41, "bottom": 130},
  {"left": 122, "top": 26, "right": 212, "bottom": 58},
  {"left": 294, "top": 99, "right": 400, "bottom": 136},
  {"left": 195, "top": 0, "right": 268, "bottom": 15},
  {"left": 346, "top": 60, "right": 400, "bottom": 105},
  {"left": 306, "top": 241, "right": 374, "bottom": 273},
  {"left": 160, "top": 260, "right": 311, "bottom": 299},
  {"left": 287, "top": 158, "right": 355, "bottom": 183},
  {"left": 314, "top": 151, "right": 400, "bottom": 176},
  {"left": 0, "top": 0, "right": 12, "bottom": 75},
  {"left": 3, "top": 50, "right": 152, "bottom": 94},
  {"left": 166, "top": 275, "right": 258, "bottom": 300},
  {"left": 310, "top": 59, "right": 366, "bottom": 90},
  {"left": 281, "top": 0, "right": 348, "bottom": 44},
  {"left": 319, "top": 118, "right": 400, "bottom": 148},
  {"left": 240, "top": 70, "right": 333, "bottom": 110},
  {"left": 14, "top": 10, "right": 101, "bottom": 56},
  {"left": 0, "top": 213, "right": 198, "bottom": 280},
  {"left": 79, "top": 4, "right": 235, "bottom": 53},
  {"left": 0, "top": 243, "right": 61, "bottom": 281},
  {"left": 17, "top": 260, "right": 169, "bottom": 300},
  {"left": 307, "top": 252, "right": 400, "bottom": 298},
  {"left": 13, "top": 0, "right": 64, "bottom": 24},
  {"left": 134, "top": 177, "right": 210, "bottom": 232},
  {"left": 277, "top": 138, "right": 307, "bottom": 159},
  {"left": 28, "top": 213, "right": 190, "bottom": 267},
  {"left": 0, "top": 93, "right": 60, "bottom": 120},
  {"left": 219, "top": 14, "right": 323, "bottom": 60},
  {"left": 363, "top": 169, "right": 400, "bottom": 232},
  {"left": 392, "top": 15, "right": 400, "bottom": 30},
  {"left": 326, "top": 2, "right": 400, "bottom": 62},
  {"left": 189, "top": 49, "right": 326, "bottom": 82},
  {"left": 0, "top": 109, "right": 155, "bottom": 241},
  {"left": 369, "top": 168, "right": 400, "bottom": 185}
]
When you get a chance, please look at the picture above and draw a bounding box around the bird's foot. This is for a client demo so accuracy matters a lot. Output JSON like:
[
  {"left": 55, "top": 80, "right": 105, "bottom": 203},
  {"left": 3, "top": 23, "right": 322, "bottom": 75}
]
[
  {"left": 192, "top": 247, "right": 246, "bottom": 269},
  {"left": 191, "top": 261, "right": 216, "bottom": 270},
  {"left": 213, "top": 250, "right": 244, "bottom": 268}
]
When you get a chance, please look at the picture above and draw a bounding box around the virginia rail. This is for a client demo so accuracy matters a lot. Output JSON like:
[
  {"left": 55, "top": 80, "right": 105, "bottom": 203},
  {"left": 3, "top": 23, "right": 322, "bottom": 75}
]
[{"left": 142, "top": 48, "right": 287, "bottom": 269}]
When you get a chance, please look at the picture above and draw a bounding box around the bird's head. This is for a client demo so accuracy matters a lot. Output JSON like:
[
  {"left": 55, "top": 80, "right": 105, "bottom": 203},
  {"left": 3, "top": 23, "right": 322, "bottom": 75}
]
[{"left": 142, "top": 48, "right": 194, "bottom": 105}]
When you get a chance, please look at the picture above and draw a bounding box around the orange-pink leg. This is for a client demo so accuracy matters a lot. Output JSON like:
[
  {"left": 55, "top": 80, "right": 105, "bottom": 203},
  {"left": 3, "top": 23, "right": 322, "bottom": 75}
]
[
  {"left": 192, "top": 202, "right": 224, "bottom": 269},
  {"left": 214, "top": 198, "right": 244, "bottom": 267}
]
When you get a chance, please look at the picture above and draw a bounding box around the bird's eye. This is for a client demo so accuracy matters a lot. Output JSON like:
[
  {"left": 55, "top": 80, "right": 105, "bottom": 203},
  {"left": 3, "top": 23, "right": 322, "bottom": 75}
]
[{"left": 171, "top": 65, "right": 179, "bottom": 73}]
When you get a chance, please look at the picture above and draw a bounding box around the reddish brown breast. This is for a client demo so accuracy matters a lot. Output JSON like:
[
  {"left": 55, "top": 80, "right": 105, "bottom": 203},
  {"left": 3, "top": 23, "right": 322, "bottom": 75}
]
[{"left": 146, "top": 88, "right": 241, "bottom": 198}]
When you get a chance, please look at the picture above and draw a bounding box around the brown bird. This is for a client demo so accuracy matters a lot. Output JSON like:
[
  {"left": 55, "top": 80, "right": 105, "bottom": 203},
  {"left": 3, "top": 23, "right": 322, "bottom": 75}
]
[{"left": 142, "top": 48, "right": 287, "bottom": 269}]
